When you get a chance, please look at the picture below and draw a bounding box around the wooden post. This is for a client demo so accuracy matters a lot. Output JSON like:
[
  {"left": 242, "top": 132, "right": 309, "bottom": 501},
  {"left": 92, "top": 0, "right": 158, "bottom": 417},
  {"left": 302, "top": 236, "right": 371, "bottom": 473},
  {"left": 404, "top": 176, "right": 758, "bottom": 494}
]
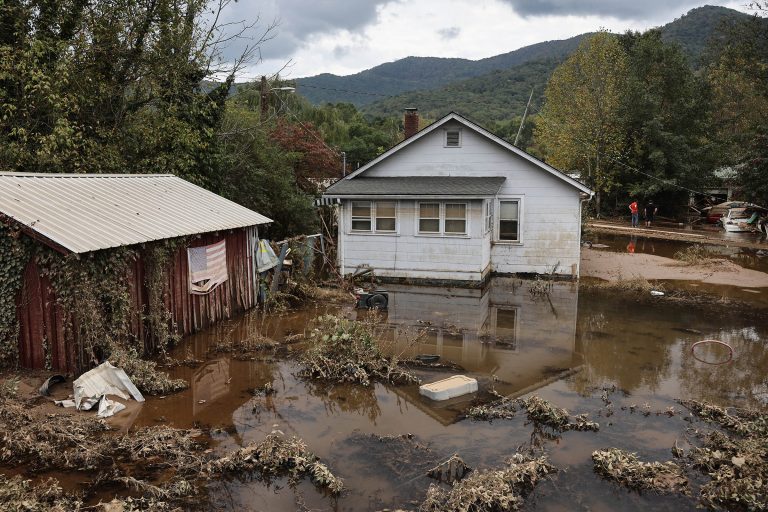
[{"left": 270, "top": 244, "right": 289, "bottom": 294}]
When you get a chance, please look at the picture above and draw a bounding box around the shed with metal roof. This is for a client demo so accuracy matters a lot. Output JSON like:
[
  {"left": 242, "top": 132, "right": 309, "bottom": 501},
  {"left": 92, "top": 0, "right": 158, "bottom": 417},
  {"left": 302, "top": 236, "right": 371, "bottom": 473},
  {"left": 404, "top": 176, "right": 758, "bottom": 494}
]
[{"left": 0, "top": 173, "right": 272, "bottom": 372}]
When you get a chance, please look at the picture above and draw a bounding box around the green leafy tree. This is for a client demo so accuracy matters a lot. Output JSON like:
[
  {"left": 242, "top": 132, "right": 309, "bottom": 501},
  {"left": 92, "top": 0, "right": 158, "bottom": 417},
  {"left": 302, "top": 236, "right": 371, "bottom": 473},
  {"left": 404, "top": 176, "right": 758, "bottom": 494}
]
[
  {"left": 617, "top": 30, "right": 712, "bottom": 211},
  {"left": 536, "top": 32, "right": 628, "bottom": 215}
]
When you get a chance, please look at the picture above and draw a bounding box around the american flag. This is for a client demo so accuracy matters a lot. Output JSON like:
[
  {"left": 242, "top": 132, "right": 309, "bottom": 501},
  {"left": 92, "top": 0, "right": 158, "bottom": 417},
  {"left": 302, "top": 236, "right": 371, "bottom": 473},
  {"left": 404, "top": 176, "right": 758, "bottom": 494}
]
[{"left": 187, "top": 240, "right": 228, "bottom": 295}]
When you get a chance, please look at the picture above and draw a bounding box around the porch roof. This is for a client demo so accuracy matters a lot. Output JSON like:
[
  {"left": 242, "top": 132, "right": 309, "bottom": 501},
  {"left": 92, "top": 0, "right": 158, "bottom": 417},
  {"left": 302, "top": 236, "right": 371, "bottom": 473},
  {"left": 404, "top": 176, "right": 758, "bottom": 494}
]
[{"left": 324, "top": 176, "right": 506, "bottom": 198}]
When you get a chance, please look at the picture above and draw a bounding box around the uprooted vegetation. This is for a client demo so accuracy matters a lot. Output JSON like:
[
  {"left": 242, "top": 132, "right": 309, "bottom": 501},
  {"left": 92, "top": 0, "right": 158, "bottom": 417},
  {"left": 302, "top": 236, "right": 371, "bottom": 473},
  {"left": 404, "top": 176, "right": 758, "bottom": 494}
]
[
  {"left": 0, "top": 394, "right": 342, "bottom": 509},
  {"left": 467, "top": 394, "right": 599, "bottom": 432},
  {"left": 298, "top": 314, "right": 419, "bottom": 386},
  {"left": 592, "top": 448, "right": 688, "bottom": 494},
  {"left": 679, "top": 399, "right": 768, "bottom": 511},
  {"left": 110, "top": 347, "right": 188, "bottom": 395},
  {"left": 419, "top": 453, "right": 556, "bottom": 511}
]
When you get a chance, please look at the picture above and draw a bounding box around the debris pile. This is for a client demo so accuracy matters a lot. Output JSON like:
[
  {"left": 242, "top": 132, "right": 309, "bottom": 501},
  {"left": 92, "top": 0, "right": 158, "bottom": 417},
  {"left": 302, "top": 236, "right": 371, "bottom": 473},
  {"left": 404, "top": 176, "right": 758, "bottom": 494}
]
[
  {"left": 426, "top": 453, "right": 472, "bottom": 484},
  {"left": 680, "top": 399, "right": 768, "bottom": 511},
  {"left": 299, "top": 314, "right": 418, "bottom": 386},
  {"left": 592, "top": 448, "right": 688, "bottom": 494},
  {"left": 207, "top": 431, "right": 344, "bottom": 495},
  {"left": 110, "top": 347, "right": 188, "bottom": 395},
  {"left": 468, "top": 394, "right": 599, "bottom": 431},
  {"left": 419, "top": 453, "right": 556, "bottom": 511},
  {"left": 0, "top": 474, "right": 82, "bottom": 512}
]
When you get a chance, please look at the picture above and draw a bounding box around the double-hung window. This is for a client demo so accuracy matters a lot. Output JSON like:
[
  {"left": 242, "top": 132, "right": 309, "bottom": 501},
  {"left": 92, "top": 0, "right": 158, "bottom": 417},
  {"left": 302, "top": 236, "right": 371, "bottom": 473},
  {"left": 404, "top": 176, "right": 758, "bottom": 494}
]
[
  {"left": 418, "top": 202, "right": 468, "bottom": 236},
  {"left": 375, "top": 201, "right": 396, "bottom": 232},
  {"left": 498, "top": 200, "right": 520, "bottom": 242},
  {"left": 418, "top": 203, "right": 440, "bottom": 233},
  {"left": 351, "top": 201, "right": 397, "bottom": 233},
  {"left": 444, "top": 203, "right": 467, "bottom": 234},
  {"left": 351, "top": 201, "right": 372, "bottom": 231}
]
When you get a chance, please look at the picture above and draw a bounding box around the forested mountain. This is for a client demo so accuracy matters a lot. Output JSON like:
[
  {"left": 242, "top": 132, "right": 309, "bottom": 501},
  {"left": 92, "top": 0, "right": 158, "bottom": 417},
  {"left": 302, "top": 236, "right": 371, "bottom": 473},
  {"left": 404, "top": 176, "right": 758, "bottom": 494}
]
[
  {"left": 295, "top": 5, "right": 758, "bottom": 110},
  {"left": 295, "top": 35, "right": 586, "bottom": 106}
]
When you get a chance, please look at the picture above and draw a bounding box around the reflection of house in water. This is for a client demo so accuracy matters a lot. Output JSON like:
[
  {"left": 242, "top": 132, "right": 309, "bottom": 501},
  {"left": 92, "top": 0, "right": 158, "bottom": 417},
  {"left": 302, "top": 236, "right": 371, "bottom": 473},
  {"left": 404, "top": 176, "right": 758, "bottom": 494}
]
[
  {"left": 193, "top": 359, "right": 232, "bottom": 416},
  {"left": 377, "top": 278, "right": 581, "bottom": 424}
]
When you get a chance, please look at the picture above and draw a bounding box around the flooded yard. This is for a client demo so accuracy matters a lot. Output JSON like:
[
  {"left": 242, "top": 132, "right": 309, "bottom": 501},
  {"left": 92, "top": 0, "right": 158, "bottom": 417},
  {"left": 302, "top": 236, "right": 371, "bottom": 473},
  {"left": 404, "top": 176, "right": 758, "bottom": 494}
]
[{"left": 119, "top": 278, "right": 768, "bottom": 511}]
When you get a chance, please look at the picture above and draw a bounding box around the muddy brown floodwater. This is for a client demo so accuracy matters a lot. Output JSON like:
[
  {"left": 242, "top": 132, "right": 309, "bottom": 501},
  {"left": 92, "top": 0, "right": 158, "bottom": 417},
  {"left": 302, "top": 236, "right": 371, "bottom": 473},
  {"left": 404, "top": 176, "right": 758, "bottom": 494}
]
[{"left": 126, "top": 278, "right": 767, "bottom": 511}]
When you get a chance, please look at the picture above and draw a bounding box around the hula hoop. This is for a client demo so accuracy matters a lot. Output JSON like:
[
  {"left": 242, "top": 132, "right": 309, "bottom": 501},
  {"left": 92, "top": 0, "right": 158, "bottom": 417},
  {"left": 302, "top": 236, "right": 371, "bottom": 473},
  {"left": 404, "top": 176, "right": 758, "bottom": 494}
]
[{"left": 690, "top": 339, "right": 733, "bottom": 365}]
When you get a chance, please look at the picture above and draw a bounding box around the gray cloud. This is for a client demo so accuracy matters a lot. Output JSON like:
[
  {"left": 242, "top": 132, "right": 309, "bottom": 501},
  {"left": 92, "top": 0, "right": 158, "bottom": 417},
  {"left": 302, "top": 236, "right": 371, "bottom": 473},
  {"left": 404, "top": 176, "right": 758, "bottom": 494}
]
[
  {"left": 500, "top": 0, "right": 701, "bottom": 19},
  {"left": 437, "top": 26, "right": 461, "bottom": 40},
  {"left": 214, "top": 0, "right": 393, "bottom": 61}
]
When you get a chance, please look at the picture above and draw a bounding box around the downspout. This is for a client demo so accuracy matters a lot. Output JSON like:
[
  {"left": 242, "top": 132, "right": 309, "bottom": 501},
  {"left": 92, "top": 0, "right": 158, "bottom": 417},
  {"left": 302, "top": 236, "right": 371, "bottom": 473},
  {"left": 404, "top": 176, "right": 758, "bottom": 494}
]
[
  {"left": 337, "top": 201, "right": 345, "bottom": 276},
  {"left": 576, "top": 191, "right": 594, "bottom": 278}
]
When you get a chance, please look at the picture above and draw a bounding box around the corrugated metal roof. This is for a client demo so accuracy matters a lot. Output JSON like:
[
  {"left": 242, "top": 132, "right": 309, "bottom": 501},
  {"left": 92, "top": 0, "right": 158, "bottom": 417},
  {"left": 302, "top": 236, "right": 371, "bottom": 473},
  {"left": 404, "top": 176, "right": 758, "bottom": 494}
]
[
  {"left": 324, "top": 176, "right": 506, "bottom": 197},
  {"left": 0, "top": 173, "right": 272, "bottom": 254}
]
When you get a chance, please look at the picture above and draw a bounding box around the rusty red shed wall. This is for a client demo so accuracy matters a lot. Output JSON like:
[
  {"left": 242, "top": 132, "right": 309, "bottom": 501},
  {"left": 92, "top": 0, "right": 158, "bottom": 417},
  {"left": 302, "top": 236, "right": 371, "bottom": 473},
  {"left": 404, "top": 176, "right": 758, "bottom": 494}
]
[{"left": 15, "top": 227, "right": 259, "bottom": 373}]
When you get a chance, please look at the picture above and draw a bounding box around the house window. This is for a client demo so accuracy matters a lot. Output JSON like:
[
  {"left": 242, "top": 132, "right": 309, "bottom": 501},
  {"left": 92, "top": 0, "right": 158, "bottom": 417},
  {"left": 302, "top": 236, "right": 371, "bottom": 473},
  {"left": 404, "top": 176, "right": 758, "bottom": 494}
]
[
  {"left": 375, "top": 201, "right": 397, "bottom": 232},
  {"left": 419, "top": 203, "right": 440, "bottom": 233},
  {"left": 351, "top": 201, "right": 372, "bottom": 231},
  {"left": 444, "top": 203, "right": 467, "bottom": 234},
  {"left": 484, "top": 200, "right": 493, "bottom": 234},
  {"left": 445, "top": 129, "right": 461, "bottom": 147},
  {"left": 499, "top": 200, "right": 520, "bottom": 241},
  {"left": 352, "top": 201, "right": 398, "bottom": 233}
]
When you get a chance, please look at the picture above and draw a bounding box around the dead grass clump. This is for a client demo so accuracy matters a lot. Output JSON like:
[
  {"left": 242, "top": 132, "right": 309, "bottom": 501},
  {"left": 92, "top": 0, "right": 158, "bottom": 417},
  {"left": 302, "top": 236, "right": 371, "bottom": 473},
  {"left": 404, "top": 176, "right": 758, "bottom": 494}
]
[
  {"left": 466, "top": 395, "right": 518, "bottom": 421},
  {"left": 298, "top": 314, "right": 418, "bottom": 386},
  {"left": 0, "top": 398, "right": 111, "bottom": 470},
  {"left": 674, "top": 245, "right": 716, "bottom": 265},
  {"left": 110, "top": 347, "right": 188, "bottom": 395},
  {"left": 114, "top": 426, "right": 207, "bottom": 469},
  {"left": 519, "top": 396, "right": 600, "bottom": 432},
  {"left": 206, "top": 431, "right": 343, "bottom": 495},
  {"left": 584, "top": 277, "right": 659, "bottom": 294},
  {"left": 0, "top": 474, "right": 83, "bottom": 511},
  {"left": 592, "top": 448, "right": 688, "bottom": 494},
  {"left": 419, "top": 453, "right": 556, "bottom": 511},
  {"left": 210, "top": 336, "right": 278, "bottom": 359},
  {"left": 0, "top": 377, "right": 19, "bottom": 399},
  {"left": 680, "top": 399, "right": 768, "bottom": 511}
]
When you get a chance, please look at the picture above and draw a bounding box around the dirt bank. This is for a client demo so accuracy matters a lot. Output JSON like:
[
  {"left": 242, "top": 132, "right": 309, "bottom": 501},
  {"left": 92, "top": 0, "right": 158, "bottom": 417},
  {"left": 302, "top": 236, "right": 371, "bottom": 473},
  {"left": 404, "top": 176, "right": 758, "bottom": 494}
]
[
  {"left": 587, "top": 220, "right": 767, "bottom": 250},
  {"left": 581, "top": 247, "right": 768, "bottom": 288}
]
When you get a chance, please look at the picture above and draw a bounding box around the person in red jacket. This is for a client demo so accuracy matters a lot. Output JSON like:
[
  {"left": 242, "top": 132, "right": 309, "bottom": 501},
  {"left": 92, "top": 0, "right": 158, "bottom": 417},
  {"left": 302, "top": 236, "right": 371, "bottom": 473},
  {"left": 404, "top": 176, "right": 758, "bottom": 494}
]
[{"left": 629, "top": 200, "right": 639, "bottom": 227}]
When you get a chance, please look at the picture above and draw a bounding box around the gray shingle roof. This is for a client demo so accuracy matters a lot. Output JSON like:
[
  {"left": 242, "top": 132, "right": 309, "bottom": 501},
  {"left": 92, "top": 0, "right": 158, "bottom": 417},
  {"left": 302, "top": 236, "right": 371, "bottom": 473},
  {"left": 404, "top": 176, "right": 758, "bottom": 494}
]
[{"left": 324, "top": 176, "right": 506, "bottom": 197}]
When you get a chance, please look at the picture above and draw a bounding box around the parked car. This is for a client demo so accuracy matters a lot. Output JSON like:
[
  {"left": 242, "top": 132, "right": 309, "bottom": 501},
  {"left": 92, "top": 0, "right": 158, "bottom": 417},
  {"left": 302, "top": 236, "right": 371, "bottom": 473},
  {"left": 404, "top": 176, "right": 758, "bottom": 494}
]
[
  {"left": 721, "top": 206, "right": 768, "bottom": 232},
  {"left": 704, "top": 201, "right": 753, "bottom": 223}
]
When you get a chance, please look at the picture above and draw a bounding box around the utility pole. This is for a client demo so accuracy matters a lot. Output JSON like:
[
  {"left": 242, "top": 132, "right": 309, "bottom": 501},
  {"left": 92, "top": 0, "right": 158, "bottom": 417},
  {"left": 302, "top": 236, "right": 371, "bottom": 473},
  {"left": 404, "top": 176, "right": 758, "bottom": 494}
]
[
  {"left": 260, "top": 76, "right": 268, "bottom": 122},
  {"left": 514, "top": 86, "right": 534, "bottom": 147},
  {"left": 341, "top": 152, "right": 346, "bottom": 177}
]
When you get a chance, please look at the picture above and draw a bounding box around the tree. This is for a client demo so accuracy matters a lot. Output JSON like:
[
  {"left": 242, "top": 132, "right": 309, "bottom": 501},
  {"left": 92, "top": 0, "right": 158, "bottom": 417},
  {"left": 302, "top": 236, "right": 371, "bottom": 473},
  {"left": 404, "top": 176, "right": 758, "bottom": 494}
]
[
  {"left": 617, "top": 30, "right": 712, "bottom": 211},
  {"left": 536, "top": 32, "right": 628, "bottom": 215}
]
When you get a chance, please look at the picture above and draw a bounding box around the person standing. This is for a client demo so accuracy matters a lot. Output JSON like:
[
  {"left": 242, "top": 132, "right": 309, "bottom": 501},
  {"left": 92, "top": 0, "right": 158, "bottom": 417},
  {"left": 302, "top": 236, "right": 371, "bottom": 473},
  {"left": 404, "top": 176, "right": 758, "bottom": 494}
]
[
  {"left": 629, "top": 199, "right": 639, "bottom": 227},
  {"left": 644, "top": 200, "right": 658, "bottom": 227}
]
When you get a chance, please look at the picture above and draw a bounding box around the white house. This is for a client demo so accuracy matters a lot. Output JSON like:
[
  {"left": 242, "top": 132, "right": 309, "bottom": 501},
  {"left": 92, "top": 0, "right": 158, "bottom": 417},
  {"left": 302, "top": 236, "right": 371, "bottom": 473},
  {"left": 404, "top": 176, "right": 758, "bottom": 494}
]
[{"left": 323, "top": 111, "right": 593, "bottom": 283}]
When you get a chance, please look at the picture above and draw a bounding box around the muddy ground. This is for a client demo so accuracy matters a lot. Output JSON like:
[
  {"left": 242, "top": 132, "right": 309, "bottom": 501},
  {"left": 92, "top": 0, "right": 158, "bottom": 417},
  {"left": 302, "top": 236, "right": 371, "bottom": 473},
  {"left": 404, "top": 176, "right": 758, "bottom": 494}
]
[{"left": 2, "top": 237, "right": 768, "bottom": 511}]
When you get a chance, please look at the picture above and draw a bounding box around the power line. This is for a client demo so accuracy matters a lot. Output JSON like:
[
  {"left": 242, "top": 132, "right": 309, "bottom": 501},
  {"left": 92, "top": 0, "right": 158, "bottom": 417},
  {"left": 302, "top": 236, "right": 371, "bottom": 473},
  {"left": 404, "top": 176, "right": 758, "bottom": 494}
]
[{"left": 536, "top": 116, "right": 714, "bottom": 198}]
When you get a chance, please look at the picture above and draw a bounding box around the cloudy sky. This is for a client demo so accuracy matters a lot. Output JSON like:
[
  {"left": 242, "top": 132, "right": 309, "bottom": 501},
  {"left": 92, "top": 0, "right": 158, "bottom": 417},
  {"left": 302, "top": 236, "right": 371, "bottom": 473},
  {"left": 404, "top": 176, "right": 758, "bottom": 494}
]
[{"left": 215, "top": 0, "right": 751, "bottom": 80}]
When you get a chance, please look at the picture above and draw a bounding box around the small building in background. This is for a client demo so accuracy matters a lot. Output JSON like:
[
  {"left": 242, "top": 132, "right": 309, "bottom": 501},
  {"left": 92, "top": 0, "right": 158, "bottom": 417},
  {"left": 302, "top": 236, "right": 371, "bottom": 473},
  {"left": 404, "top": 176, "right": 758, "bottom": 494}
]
[
  {"left": 0, "top": 172, "right": 271, "bottom": 372},
  {"left": 323, "top": 111, "right": 593, "bottom": 284}
]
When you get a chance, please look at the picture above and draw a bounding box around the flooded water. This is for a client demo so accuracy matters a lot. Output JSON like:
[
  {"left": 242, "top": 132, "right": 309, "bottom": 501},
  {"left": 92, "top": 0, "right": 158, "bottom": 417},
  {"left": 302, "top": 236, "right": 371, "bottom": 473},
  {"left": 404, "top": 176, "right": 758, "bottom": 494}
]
[
  {"left": 130, "top": 279, "right": 768, "bottom": 511},
  {"left": 590, "top": 232, "right": 768, "bottom": 274}
]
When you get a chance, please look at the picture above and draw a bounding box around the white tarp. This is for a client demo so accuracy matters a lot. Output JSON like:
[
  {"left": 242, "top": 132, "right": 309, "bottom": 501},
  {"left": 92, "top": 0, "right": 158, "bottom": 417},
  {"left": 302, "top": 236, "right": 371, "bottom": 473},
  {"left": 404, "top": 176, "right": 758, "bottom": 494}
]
[
  {"left": 73, "top": 361, "right": 145, "bottom": 412},
  {"left": 256, "top": 239, "right": 279, "bottom": 272}
]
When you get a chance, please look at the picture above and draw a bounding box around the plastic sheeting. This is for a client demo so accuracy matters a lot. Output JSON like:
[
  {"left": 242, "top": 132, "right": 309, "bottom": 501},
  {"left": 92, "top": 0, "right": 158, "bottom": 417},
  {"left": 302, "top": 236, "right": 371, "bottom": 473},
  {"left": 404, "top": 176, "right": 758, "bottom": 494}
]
[{"left": 256, "top": 239, "right": 279, "bottom": 272}]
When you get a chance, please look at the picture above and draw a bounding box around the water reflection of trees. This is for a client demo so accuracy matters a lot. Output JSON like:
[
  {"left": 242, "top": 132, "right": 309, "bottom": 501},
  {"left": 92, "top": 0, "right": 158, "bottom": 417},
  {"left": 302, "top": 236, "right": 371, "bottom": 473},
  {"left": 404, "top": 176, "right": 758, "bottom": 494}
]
[
  {"left": 678, "top": 328, "right": 768, "bottom": 408},
  {"left": 303, "top": 380, "right": 382, "bottom": 423},
  {"left": 572, "top": 296, "right": 673, "bottom": 395}
]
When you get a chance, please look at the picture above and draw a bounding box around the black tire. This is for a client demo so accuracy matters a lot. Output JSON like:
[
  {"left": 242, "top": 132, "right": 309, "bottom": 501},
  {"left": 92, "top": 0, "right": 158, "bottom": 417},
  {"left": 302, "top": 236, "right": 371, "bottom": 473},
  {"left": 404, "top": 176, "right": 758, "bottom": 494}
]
[{"left": 366, "top": 293, "right": 388, "bottom": 309}]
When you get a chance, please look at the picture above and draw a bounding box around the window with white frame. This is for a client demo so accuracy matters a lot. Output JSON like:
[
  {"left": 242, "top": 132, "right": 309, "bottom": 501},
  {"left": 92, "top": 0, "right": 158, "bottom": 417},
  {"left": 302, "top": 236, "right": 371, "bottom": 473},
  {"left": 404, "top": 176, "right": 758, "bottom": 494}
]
[
  {"left": 351, "top": 201, "right": 397, "bottom": 233},
  {"left": 498, "top": 199, "right": 520, "bottom": 241},
  {"left": 484, "top": 200, "right": 493, "bottom": 234},
  {"left": 445, "top": 129, "right": 461, "bottom": 147},
  {"left": 418, "top": 202, "right": 468, "bottom": 236},
  {"left": 444, "top": 203, "right": 467, "bottom": 234},
  {"left": 351, "top": 201, "right": 372, "bottom": 231},
  {"left": 418, "top": 203, "right": 440, "bottom": 233},
  {"left": 375, "top": 201, "right": 396, "bottom": 232}
]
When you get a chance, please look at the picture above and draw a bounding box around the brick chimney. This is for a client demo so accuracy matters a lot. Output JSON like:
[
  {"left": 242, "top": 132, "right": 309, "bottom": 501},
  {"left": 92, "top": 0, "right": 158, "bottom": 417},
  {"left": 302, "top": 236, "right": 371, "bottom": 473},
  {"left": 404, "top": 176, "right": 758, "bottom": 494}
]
[{"left": 403, "top": 108, "right": 419, "bottom": 139}]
